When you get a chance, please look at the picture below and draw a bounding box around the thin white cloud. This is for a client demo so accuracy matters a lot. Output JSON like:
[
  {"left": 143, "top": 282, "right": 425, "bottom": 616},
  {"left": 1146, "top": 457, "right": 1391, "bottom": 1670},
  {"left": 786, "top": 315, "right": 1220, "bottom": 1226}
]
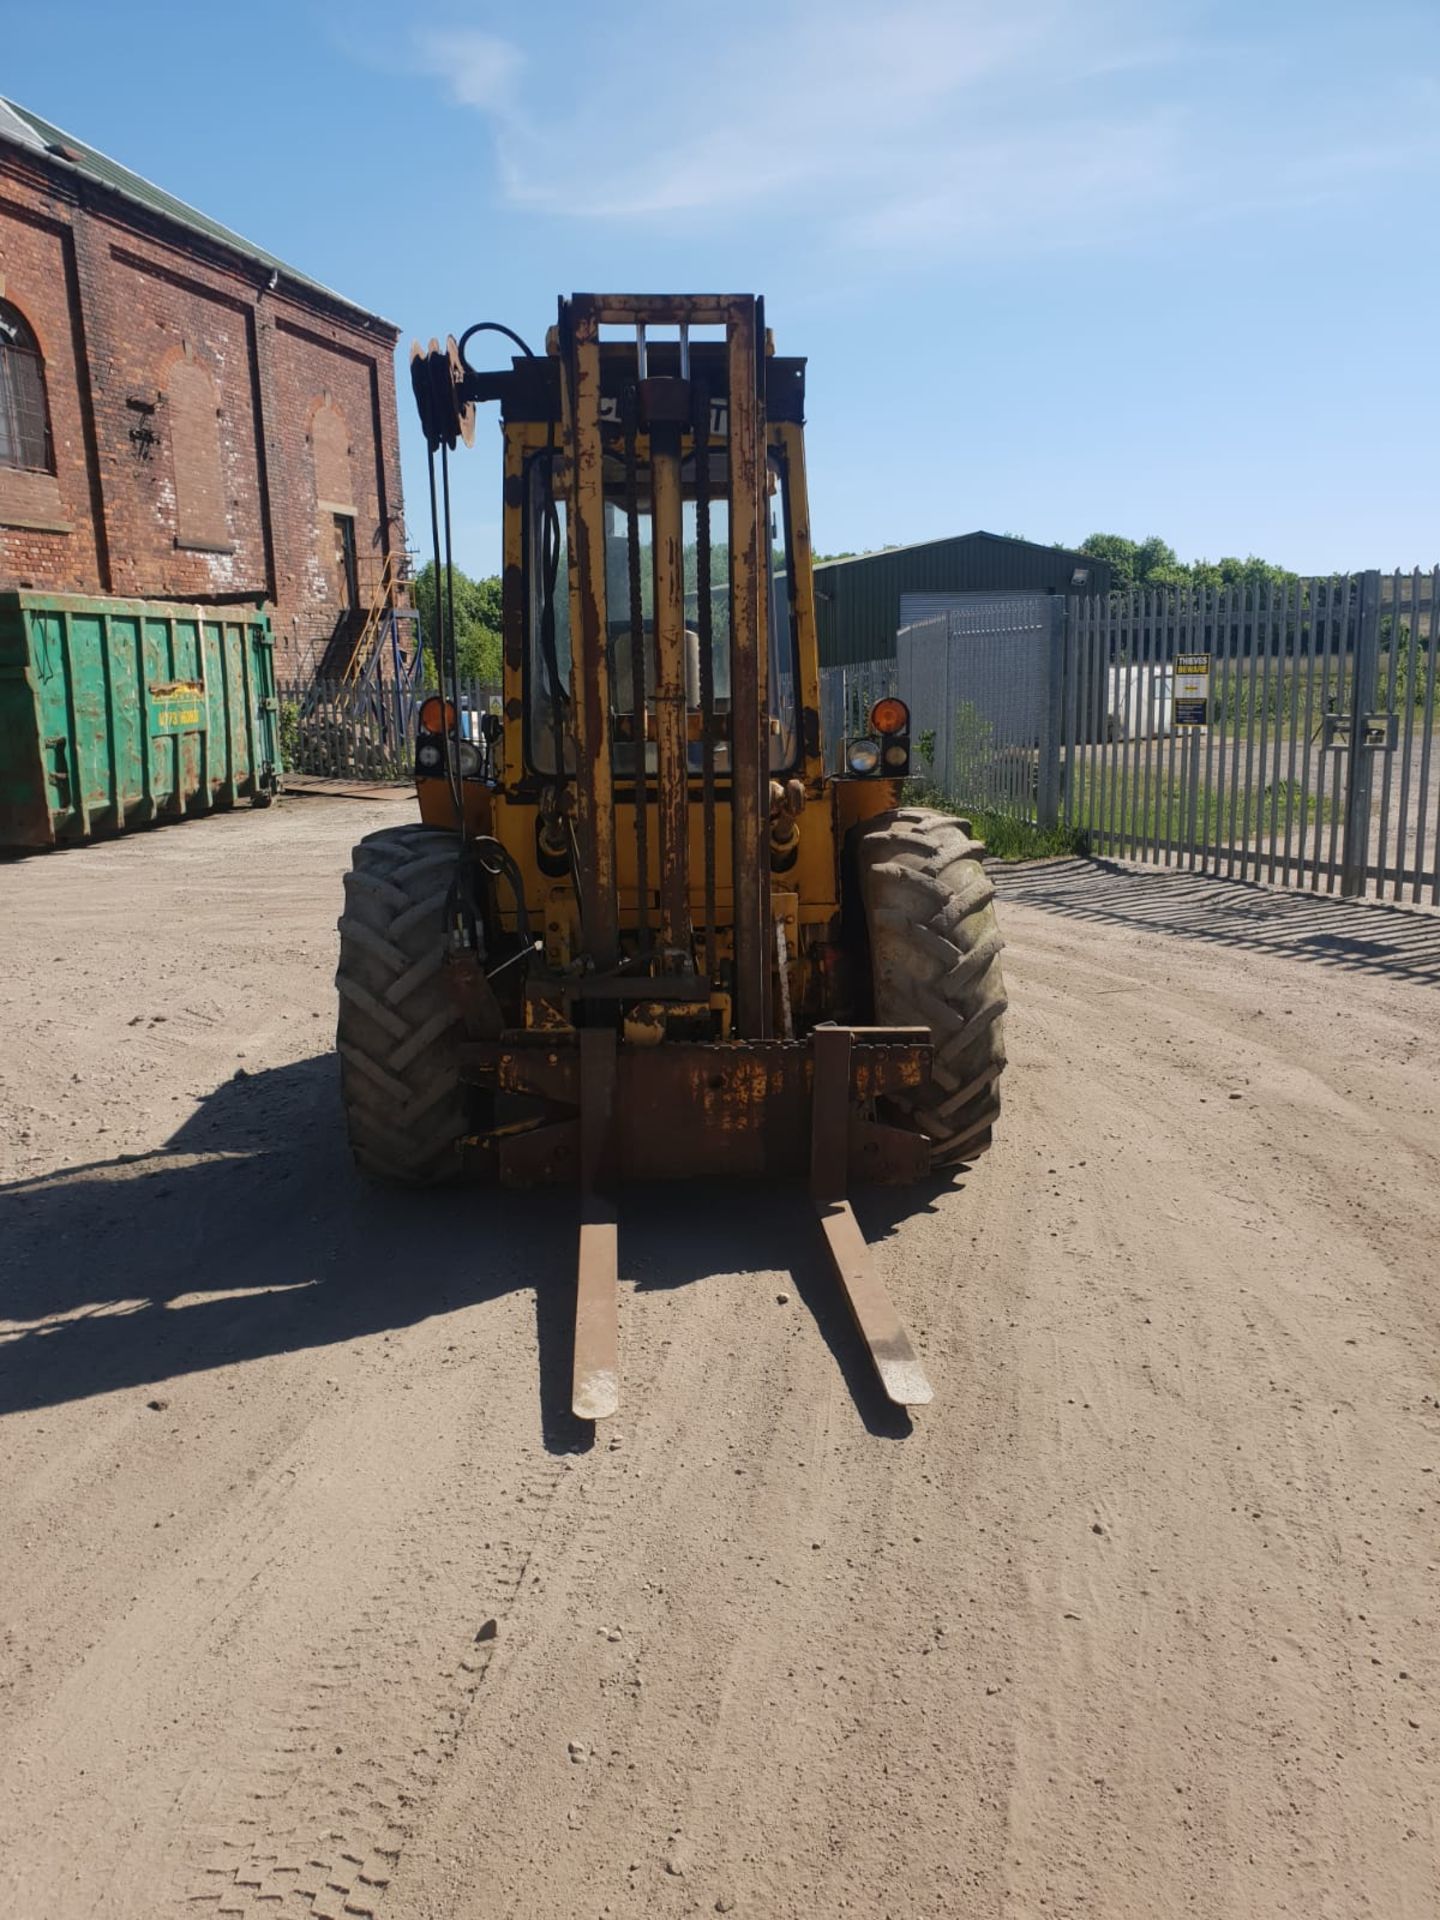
[
  {"left": 405, "top": 0, "right": 1440, "bottom": 255},
  {"left": 414, "top": 26, "right": 524, "bottom": 112},
  {"left": 849, "top": 115, "right": 1182, "bottom": 253}
]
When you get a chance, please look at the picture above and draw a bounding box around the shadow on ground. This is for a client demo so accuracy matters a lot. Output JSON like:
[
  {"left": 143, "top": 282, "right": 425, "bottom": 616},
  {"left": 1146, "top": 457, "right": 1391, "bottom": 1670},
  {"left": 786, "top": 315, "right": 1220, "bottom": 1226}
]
[
  {"left": 1, "top": 1055, "right": 949, "bottom": 1441},
  {"left": 998, "top": 857, "right": 1440, "bottom": 985}
]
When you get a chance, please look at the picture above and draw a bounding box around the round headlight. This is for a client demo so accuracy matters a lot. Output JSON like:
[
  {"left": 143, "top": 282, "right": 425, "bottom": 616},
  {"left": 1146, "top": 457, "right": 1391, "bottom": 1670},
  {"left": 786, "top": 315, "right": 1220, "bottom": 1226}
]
[
  {"left": 457, "top": 741, "right": 482, "bottom": 778},
  {"left": 847, "top": 737, "right": 882, "bottom": 775},
  {"left": 416, "top": 742, "right": 442, "bottom": 771}
]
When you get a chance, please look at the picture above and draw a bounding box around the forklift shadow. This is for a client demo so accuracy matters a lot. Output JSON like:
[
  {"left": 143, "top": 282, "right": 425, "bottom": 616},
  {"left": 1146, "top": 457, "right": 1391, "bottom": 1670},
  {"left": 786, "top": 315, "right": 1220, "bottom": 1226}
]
[
  {"left": 0, "top": 1056, "right": 572, "bottom": 1444},
  {"left": 1, "top": 1056, "right": 961, "bottom": 1446},
  {"left": 614, "top": 1170, "right": 965, "bottom": 1441}
]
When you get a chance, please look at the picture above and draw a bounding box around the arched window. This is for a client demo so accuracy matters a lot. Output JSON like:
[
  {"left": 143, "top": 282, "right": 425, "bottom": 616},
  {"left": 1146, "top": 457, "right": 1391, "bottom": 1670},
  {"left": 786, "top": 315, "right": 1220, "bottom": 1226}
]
[{"left": 0, "top": 300, "right": 55, "bottom": 473}]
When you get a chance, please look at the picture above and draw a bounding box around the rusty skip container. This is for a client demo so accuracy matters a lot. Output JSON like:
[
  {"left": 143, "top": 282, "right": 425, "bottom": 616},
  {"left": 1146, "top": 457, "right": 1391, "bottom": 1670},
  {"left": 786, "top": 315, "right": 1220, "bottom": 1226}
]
[{"left": 0, "top": 592, "right": 280, "bottom": 849}]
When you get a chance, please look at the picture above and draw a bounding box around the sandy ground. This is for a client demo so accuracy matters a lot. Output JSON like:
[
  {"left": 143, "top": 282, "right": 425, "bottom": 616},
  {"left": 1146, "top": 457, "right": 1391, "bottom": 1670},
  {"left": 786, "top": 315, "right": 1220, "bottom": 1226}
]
[{"left": 3, "top": 799, "right": 1439, "bottom": 1920}]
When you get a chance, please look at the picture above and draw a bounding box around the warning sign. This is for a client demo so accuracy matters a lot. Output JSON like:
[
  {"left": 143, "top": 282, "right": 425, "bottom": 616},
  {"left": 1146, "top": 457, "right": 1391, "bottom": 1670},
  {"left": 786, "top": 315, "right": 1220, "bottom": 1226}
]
[
  {"left": 1174, "top": 653, "right": 1211, "bottom": 726},
  {"left": 149, "top": 680, "right": 207, "bottom": 733}
]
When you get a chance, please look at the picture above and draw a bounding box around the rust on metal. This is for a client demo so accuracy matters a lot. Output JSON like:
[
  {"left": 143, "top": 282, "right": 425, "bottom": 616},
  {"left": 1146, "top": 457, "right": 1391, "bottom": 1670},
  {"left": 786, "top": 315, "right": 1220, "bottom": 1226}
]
[
  {"left": 621, "top": 383, "right": 650, "bottom": 947},
  {"left": 648, "top": 409, "right": 691, "bottom": 956},
  {"left": 815, "top": 1200, "right": 934, "bottom": 1407},
  {"left": 809, "top": 1026, "right": 933, "bottom": 1408},
  {"left": 809, "top": 1024, "right": 850, "bottom": 1204},
  {"left": 848, "top": 1117, "right": 930, "bottom": 1184},
  {"left": 574, "top": 1027, "right": 620, "bottom": 1420},
  {"left": 691, "top": 376, "right": 720, "bottom": 977},
  {"left": 575, "top": 1205, "right": 619, "bottom": 1420},
  {"left": 460, "top": 1028, "right": 931, "bottom": 1186},
  {"left": 773, "top": 418, "right": 827, "bottom": 791},
  {"left": 726, "top": 296, "right": 770, "bottom": 1036},
  {"left": 559, "top": 301, "right": 619, "bottom": 966},
  {"left": 575, "top": 295, "right": 742, "bottom": 326}
]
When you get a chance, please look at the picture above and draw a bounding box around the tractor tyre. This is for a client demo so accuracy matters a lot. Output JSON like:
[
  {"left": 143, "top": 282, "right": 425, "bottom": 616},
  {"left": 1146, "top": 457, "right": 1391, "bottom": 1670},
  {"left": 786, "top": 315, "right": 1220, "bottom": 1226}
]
[
  {"left": 855, "top": 807, "right": 1009, "bottom": 1165},
  {"left": 335, "top": 822, "right": 468, "bottom": 1186}
]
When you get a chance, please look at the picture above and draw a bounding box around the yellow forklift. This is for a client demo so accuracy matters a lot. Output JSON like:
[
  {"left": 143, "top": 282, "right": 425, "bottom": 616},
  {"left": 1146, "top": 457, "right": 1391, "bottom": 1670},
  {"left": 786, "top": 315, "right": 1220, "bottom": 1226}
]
[{"left": 335, "top": 296, "right": 1007, "bottom": 1416}]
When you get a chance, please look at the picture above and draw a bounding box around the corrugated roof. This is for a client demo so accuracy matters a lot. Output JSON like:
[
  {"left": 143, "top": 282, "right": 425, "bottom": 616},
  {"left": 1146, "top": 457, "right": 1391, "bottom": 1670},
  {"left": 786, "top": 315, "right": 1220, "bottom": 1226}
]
[
  {"left": 0, "top": 96, "right": 392, "bottom": 330},
  {"left": 812, "top": 531, "right": 1113, "bottom": 667},
  {"left": 817, "top": 530, "right": 1096, "bottom": 571}
]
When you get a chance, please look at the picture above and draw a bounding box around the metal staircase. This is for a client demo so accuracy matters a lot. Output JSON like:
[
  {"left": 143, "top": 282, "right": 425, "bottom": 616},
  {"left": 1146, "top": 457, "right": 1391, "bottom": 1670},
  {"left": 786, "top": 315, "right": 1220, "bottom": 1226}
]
[{"left": 343, "top": 551, "right": 415, "bottom": 686}]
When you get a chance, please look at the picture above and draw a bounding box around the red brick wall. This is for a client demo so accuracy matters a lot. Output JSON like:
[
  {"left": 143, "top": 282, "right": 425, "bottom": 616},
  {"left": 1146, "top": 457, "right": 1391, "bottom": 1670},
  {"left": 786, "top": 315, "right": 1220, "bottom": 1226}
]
[
  {"left": 0, "top": 184, "right": 106, "bottom": 587},
  {"left": 0, "top": 143, "right": 403, "bottom": 678}
]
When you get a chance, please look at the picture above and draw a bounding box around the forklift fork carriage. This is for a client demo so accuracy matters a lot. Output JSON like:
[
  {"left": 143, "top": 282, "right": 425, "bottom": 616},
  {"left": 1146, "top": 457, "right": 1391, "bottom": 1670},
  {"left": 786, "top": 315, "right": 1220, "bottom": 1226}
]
[{"left": 459, "top": 1021, "right": 939, "bottom": 1418}]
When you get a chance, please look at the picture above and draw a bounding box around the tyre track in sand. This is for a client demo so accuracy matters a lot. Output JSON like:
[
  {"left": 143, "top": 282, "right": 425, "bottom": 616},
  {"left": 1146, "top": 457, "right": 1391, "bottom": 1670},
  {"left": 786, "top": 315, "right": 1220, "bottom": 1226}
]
[
  {"left": 182, "top": 1438, "right": 579, "bottom": 1920},
  {"left": 2, "top": 1283, "right": 579, "bottom": 1920}
]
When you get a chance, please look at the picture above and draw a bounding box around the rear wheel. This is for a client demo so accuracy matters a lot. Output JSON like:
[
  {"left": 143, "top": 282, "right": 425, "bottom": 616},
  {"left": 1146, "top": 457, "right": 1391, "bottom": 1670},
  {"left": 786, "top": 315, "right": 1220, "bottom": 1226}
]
[
  {"left": 854, "top": 807, "right": 1008, "bottom": 1165},
  {"left": 335, "top": 823, "right": 468, "bottom": 1185}
]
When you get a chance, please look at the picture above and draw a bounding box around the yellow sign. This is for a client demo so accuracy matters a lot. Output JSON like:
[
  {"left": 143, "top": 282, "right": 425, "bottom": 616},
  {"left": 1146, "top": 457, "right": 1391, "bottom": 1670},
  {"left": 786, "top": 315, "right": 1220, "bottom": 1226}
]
[
  {"left": 1174, "top": 653, "right": 1211, "bottom": 726},
  {"left": 152, "top": 703, "right": 206, "bottom": 732}
]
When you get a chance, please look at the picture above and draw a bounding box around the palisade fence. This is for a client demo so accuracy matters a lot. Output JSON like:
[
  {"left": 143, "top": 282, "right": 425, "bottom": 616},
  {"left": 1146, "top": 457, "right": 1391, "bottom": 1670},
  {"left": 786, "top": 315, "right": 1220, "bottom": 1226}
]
[
  {"left": 900, "top": 597, "right": 1065, "bottom": 825},
  {"left": 819, "top": 571, "right": 1440, "bottom": 905},
  {"left": 820, "top": 592, "right": 1064, "bottom": 820},
  {"left": 275, "top": 676, "right": 500, "bottom": 782}
]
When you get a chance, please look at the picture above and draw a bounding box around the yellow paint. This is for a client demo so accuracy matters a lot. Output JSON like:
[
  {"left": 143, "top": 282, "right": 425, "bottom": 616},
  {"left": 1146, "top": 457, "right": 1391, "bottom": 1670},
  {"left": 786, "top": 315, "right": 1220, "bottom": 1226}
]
[{"left": 412, "top": 303, "right": 909, "bottom": 1033}]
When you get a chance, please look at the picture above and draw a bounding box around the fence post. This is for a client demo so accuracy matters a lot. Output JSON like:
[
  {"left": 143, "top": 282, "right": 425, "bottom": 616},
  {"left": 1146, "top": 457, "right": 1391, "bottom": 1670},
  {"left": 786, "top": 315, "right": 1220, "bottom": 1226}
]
[
  {"left": 1184, "top": 724, "right": 1202, "bottom": 865},
  {"left": 1341, "top": 569, "right": 1381, "bottom": 897},
  {"left": 1035, "top": 596, "right": 1065, "bottom": 830},
  {"left": 942, "top": 612, "right": 956, "bottom": 801}
]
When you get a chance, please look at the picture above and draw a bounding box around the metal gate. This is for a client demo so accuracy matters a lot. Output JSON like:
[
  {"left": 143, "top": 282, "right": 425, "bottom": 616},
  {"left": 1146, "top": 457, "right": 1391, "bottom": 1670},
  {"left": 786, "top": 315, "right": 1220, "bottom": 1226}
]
[
  {"left": 1062, "top": 571, "right": 1440, "bottom": 903},
  {"left": 895, "top": 594, "right": 1063, "bottom": 819}
]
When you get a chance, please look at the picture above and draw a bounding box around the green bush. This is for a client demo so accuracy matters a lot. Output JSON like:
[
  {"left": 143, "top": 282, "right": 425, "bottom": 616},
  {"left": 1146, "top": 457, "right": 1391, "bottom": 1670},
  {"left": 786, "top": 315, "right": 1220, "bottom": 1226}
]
[
  {"left": 278, "top": 699, "right": 301, "bottom": 772},
  {"left": 901, "top": 780, "right": 1086, "bottom": 861}
]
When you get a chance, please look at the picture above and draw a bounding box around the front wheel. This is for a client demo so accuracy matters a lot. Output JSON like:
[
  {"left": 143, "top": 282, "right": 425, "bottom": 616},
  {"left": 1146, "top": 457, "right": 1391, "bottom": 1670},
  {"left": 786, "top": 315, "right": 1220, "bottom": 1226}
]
[
  {"left": 854, "top": 807, "right": 1009, "bottom": 1164},
  {"left": 335, "top": 823, "right": 469, "bottom": 1185}
]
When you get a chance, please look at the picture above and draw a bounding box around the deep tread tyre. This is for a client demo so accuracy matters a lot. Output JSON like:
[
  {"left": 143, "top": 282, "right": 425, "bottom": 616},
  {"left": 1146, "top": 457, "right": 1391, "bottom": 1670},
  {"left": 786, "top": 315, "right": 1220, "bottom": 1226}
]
[
  {"left": 855, "top": 807, "right": 1008, "bottom": 1165},
  {"left": 335, "top": 823, "right": 467, "bottom": 1185}
]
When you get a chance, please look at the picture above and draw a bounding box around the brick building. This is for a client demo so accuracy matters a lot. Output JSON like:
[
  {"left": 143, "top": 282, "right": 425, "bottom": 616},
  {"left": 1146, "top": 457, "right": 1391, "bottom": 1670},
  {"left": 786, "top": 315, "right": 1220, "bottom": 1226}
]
[{"left": 0, "top": 96, "right": 405, "bottom": 677}]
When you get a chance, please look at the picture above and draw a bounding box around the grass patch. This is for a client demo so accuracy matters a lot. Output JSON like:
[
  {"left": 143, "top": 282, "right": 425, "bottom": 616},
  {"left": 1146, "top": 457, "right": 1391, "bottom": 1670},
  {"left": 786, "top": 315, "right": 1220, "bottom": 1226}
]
[
  {"left": 1067, "top": 772, "right": 1333, "bottom": 849},
  {"left": 899, "top": 763, "right": 1338, "bottom": 862},
  {"left": 971, "top": 811, "right": 1090, "bottom": 861},
  {"left": 903, "top": 781, "right": 1088, "bottom": 861}
]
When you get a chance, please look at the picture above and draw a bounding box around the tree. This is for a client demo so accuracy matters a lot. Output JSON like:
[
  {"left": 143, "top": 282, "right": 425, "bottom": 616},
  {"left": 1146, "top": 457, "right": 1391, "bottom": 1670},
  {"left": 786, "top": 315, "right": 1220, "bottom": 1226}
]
[
  {"left": 1079, "top": 532, "right": 1181, "bottom": 590},
  {"left": 1080, "top": 533, "right": 1298, "bottom": 595},
  {"left": 1079, "top": 532, "right": 1140, "bottom": 589},
  {"left": 412, "top": 561, "right": 503, "bottom": 685},
  {"left": 1134, "top": 535, "right": 1180, "bottom": 580}
]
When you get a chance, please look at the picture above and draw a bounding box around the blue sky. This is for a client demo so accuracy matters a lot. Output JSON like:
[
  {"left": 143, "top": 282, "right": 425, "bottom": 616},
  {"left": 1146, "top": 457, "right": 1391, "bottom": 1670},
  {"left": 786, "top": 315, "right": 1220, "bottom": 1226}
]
[{"left": 6, "top": 0, "right": 1439, "bottom": 577}]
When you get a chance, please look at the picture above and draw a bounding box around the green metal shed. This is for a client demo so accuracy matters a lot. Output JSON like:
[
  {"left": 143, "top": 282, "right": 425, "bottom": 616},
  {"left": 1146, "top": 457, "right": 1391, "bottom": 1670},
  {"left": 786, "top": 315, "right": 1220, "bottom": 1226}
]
[
  {"left": 814, "top": 532, "right": 1113, "bottom": 667},
  {"left": 0, "top": 593, "right": 280, "bottom": 849}
]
